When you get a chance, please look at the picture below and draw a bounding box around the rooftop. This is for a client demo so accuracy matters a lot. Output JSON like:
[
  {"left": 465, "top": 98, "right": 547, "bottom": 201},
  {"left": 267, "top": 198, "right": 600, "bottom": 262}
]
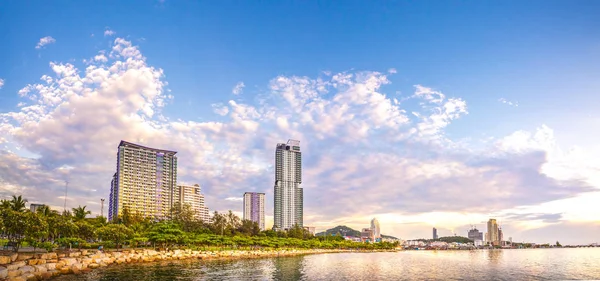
[{"left": 118, "top": 140, "right": 178, "bottom": 154}]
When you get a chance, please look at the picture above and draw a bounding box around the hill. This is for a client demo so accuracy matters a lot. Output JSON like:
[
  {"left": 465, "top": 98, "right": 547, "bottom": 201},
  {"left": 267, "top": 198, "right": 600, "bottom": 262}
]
[{"left": 315, "top": 225, "right": 398, "bottom": 240}]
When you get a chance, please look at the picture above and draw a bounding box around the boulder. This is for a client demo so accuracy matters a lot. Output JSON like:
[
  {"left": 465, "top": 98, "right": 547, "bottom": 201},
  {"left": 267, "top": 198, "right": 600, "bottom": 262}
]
[
  {"left": 28, "top": 259, "right": 46, "bottom": 266},
  {"left": 33, "top": 265, "right": 47, "bottom": 273},
  {"left": 88, "top": 263, "right": 99, "bottom": 269},
  {"left": 44, "top": 263, "right": 56, "bottom": 271},
  {"left": 16, "top": 254, "right": 34, "bottom": 261},
  {"left": 9, "top": 276, "right": 26, "bottom": 281},
  {"left": 41, "top": 272, "right": 53, "bottom": 280},
  {"left": 19, "top": 265, "right": 35, "bottom": 274},
  {"left": 0, "top": 256, "right": 12, "bottom": 265},
  {"left": 0, "top": 266, "right": 7, "bottom": 279},
  {"left": 7, "top": 262, "right": 26, "bottom": 270},
  {"left": 59, "top": 267, "right": 71, "bottom": 274},
  {"left": 24, "top": 273, "right": 37, "bottom": 281},
  {"left": 7, "top": 269, "right": 21, "bottom": 278}
]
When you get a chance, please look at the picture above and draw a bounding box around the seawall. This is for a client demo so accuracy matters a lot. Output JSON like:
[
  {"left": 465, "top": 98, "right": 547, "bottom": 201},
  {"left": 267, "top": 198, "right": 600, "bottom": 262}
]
[{"left": 0, "top": 248, "right": 354, "bottom": 280}]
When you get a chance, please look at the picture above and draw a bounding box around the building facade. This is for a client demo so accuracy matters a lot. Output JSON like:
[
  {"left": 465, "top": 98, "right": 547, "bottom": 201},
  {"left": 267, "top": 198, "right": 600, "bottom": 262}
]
[
  {"left": 174, "top": 184, "right": 210, "bottom": 223},
  {"left": 361, "top": 228, "right": 374, "bottom": 242},
  {"left": 273, "top": 139, "right": 303, "bottom": 230},
  {"left": 243, "top": 192, "right": 265, "bottom": 230},
  {"left": 371, "top": 218, "right": 381, "bottom": 240},
  {"left": 468, "top": 227, "right": 484, "bottom": 242},
  {"left": 30, "top": 203, "right": 45, "bottom": 213},
  {"left": 487, "top": 219, "right": 500, "bottom": 246},
  {"left": 433, "top": 227, "right": 438, "bottom": 239},
  {"left": 108, "top": 141, "right": 178, "bottom": 221}
]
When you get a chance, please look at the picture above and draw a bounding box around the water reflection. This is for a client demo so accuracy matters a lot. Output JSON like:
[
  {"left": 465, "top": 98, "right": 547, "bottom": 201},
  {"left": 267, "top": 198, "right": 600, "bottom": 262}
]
[
  {"left": 50, "top": 249, "right": 600, "bottom": 281},
  {"left": 272, "top": 255, "right": 305, "bottom": 280}
]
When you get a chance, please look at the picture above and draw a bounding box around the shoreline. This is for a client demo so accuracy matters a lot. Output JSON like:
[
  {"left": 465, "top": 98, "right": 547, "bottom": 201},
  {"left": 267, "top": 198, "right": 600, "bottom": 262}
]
[{"left": 0, "top": 248, "right": 395, "bottom": 280}]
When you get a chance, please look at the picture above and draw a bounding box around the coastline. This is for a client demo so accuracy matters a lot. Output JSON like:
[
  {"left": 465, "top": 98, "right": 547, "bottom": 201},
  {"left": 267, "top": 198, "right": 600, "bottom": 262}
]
[{"left": 0, "top": 248, "right": 394, "bottom": 280}]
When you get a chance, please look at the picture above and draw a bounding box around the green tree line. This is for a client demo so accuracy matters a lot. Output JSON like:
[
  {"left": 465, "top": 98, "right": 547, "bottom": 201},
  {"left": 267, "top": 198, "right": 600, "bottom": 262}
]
[{"left": 0, "top": 195, "right": 399, "bottom": 252}]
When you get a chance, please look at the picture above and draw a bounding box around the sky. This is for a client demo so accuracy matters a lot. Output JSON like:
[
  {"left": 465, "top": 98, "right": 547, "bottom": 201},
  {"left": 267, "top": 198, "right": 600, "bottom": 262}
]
[{"left": 0, "top": 1, "right": 599, "bottom": 245}]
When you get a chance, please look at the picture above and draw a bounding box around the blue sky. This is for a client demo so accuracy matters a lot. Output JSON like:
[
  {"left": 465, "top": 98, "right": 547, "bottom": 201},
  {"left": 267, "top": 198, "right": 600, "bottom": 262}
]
[{"left": 0, "top": 1, "right": 599, "bottom": 244}]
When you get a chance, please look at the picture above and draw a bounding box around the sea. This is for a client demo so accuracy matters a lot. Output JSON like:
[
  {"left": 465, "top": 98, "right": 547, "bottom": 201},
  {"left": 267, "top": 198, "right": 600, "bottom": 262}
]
[{"left": 52, "top": 248, "right": 600, "bottom": 280}]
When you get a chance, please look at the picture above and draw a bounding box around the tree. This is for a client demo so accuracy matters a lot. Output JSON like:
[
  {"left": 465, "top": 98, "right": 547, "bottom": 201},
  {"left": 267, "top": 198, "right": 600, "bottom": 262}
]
[
  {"left": 556, "top": 241, "right": 562, "bottom": 247},
  {"left": 238, "top": 219, "right": 260, "bottom": 236},
  {"left": 72, "top": 205, "right": 92, "bottom": 220},
  {"left": 24, "top": 212, "right": 49, "bottom": 252},
  {"left": 2, "top": 209, "right": 28, "bottom": 251},
  {"left": 36, "top": 205, "right": 59, "bottom": 217},
  {"left": 171, "top": 203, "right": 202, "bottom": 232},
  {"left": 9, "top": 195, "right": 28, "bottom": 212},
  {"left": 97, "top": 224, "right": 133, "bottom": 249},
  {"left": 147, "top": 221, "right": 185, "bottom": 249},
  {"left": 210, "top": 211, "right": 227, "bottom": 235},
  {"left": 75, "top": 221, "right": 96, "bottom": 242}
]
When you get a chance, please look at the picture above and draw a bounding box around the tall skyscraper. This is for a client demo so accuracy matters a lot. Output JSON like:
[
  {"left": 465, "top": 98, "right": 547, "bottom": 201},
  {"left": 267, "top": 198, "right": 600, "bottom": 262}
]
[
  {"left": 174, "top": 184, "right": 210, "bottom": 223},
  {"left": 433, "top": 227, "right": 438, "bottom": 239},
  {"left": 273, "top": 139, "right": 303, "bottom": 230},
  {"left": 371, "top": 218, "right": 381, "bottom": 241},
  {"left": 243, "top": 192, "right": 265, "bottom": 230},
  {"left": 108, "top": 141, "right": 178, "bottom": 221},
  {"left": 487, "top": 219, "right": 499, "bottom": 246}
]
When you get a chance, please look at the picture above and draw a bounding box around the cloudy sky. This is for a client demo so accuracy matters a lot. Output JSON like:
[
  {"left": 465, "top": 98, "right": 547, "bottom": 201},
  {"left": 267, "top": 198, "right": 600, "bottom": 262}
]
[{"left": 1, "top": 1, "right": 599, "bottom": 245}]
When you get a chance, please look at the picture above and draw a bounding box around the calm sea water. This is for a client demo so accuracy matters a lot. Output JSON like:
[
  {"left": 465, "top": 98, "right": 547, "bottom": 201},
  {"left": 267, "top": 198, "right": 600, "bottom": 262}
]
[{"left": 52, "top": 248, "right": 600, "bottom": 280}]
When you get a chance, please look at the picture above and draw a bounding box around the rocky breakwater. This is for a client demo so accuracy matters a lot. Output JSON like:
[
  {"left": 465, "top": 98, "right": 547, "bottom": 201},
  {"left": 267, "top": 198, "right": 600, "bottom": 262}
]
[{"left": 0, "top": 248, "right": 344, "bottom": 280}]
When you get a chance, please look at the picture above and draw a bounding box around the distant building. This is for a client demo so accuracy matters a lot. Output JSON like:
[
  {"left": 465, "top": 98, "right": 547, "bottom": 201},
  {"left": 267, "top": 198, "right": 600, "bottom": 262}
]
[
  {"left": 433, "top": 227, "right": 438, "bottom": 240},
  {"left": 498, "top": 227, "right": 504, "bottom": 244},
  {"left": 468, "top": 227, "right": 484, "bottom": 242},
  {"left": 371, "top": 218, "right": 381, "bottom": 240},
  {"left": 303, "top": 226, "right": 316, "bottom": 236},
  {"left": 361, "top": 228, "right": 374, "bottom": 242},
  {"left": 108, "top": 141, "right": 178, "bottom": 221},
  {"left": 30, "top": 203, "right": 45, "bottom": 213},
  {"left": 273, "top": 140, "right": 303, "bottom": 230},
  {"left": 486, "top": 219, "right": 500, "bottom": 246},
  {"left": 243, "top": 192, "right": 265, "bottom": 230},
  {"left": 174, "top": 184, "right": 210, "bottom": 223}
]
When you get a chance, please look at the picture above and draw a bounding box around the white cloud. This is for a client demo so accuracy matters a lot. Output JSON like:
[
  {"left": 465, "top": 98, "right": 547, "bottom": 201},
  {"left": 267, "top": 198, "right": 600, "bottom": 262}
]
[
  {"left": 232, "top": 82, "right": 245, "bottom": 95},
  {"left": 104, "top": 29, "right": 116, "bottom": 36},
  {"left": 35, "top": 36, "right": 56, "bottom": 49},
  {"left": 388, "top": 68, "right": 397, "bottom": 74},
  {"left": 499, "top": 97, "right": 518, "bottom": 107},
  {"left": 224, "top": 197, "right": 243, "bottom": 202},
  {"left": 0, "top": 78, "right": 4, "bottom": 89}
]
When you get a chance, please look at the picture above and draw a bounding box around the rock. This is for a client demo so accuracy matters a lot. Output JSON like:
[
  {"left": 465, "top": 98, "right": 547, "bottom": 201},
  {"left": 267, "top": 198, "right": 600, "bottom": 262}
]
[
  {"left": 41, "top": 272, "right": 52, "bottom": 279},
  {"left": 59, "top": 267, "right": 71, "bottom": 274},
  {"left": 88, "top": 263, "right": 99, "bottom": 269},
  {"left": 28, "top": 259, "right": 46, "bottom": 266},
  {"left": 0, "top": 266, "right": 7, "bottom": 279},
  {"left": 16, "top": 254, "right": 34, "bottom": 261},
  {"left": 24, "top": 273, "right": 37, "bottom": 281},
  {"left": 9, "top": 276, "right": 26, "bottom": 281},
  {"left": 10, "top": 253, "right": 19, "bottom": 262},
  {"left": 33, "top": 265, "right": 47, "bottom": 273},
  {"left": 44, "top": 263, "right": 56, "bottom": 270},
  {"left": 19, "top": 265, "right": 35, "bottom": 274},
  {"left": 8, "top": 269, "right": 21, "bottom": 278},
  {"left": 0, "top": 256, "right": 12, "bottom": 265},
  {"left": 7, "top": 261, "right": 26, "bottom": 270}
]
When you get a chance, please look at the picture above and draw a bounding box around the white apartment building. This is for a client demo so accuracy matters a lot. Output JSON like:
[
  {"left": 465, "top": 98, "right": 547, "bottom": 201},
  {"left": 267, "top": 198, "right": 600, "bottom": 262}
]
[
  {"left": 273, "top": 139, "right": 303, "bottom": 230},
  {"left": 108, "top": 141, "right": 178, "bottom": 221},
  {"left": 175, "top": 184, "right": 210, "bottom": 223}
]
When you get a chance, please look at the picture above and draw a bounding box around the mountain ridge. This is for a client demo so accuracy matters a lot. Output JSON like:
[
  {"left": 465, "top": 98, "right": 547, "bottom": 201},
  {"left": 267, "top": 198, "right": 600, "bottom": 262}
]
[{"left": 315, "top": 225, "right": 398, "bottom": 240}]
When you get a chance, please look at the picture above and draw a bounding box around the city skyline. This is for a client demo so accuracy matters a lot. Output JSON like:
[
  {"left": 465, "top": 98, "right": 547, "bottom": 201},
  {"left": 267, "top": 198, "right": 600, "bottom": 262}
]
[{"left": 0, "top": 1, "right": 599, "bottom": 245}]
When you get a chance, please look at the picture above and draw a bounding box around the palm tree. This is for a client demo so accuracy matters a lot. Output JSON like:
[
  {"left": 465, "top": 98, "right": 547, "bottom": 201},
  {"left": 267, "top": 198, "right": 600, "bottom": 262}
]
[
  {"left": 10, "top": 195, "right": 27, "bottom": 212},
  {"left": 0, "top": 199, "right": 11, "bottom": 210},
  {"left": 36, "top": 205, "right": 59, "bottom": 217},
  {"left": 72, "top": 205, "right": 91, "bottom": 220}
]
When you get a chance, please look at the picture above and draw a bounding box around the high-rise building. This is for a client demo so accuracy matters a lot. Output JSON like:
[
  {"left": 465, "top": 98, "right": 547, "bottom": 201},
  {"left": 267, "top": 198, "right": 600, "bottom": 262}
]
[
  {"left": 433, "top": 227, "right": 438, "bottom": 239},
  {"left": 361, "top": 228, "right": 374, "bottom": 242},
  {"left": 468, "top": 227, "right": 484, "bottom": 241},
  {"left": 273, "top": 139, "right": 302, "bottom": 230},
  {"left": 108, "top": 141, "right": 178, "bottom": 221},
  {"left": 30, "top": 203, "right": 45, "bottom": 213},
  {"left": 243, "top": 192, "right": 265, "bottom": 230},
  {"left": 371, "top": 218, "right": 381, "bottom": 240},
  {"left": 487, "top": 219, "right": 500, "bottom": 246},
  {"left": 174, "top": 184, "right": 210, "bottom": 223}
]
